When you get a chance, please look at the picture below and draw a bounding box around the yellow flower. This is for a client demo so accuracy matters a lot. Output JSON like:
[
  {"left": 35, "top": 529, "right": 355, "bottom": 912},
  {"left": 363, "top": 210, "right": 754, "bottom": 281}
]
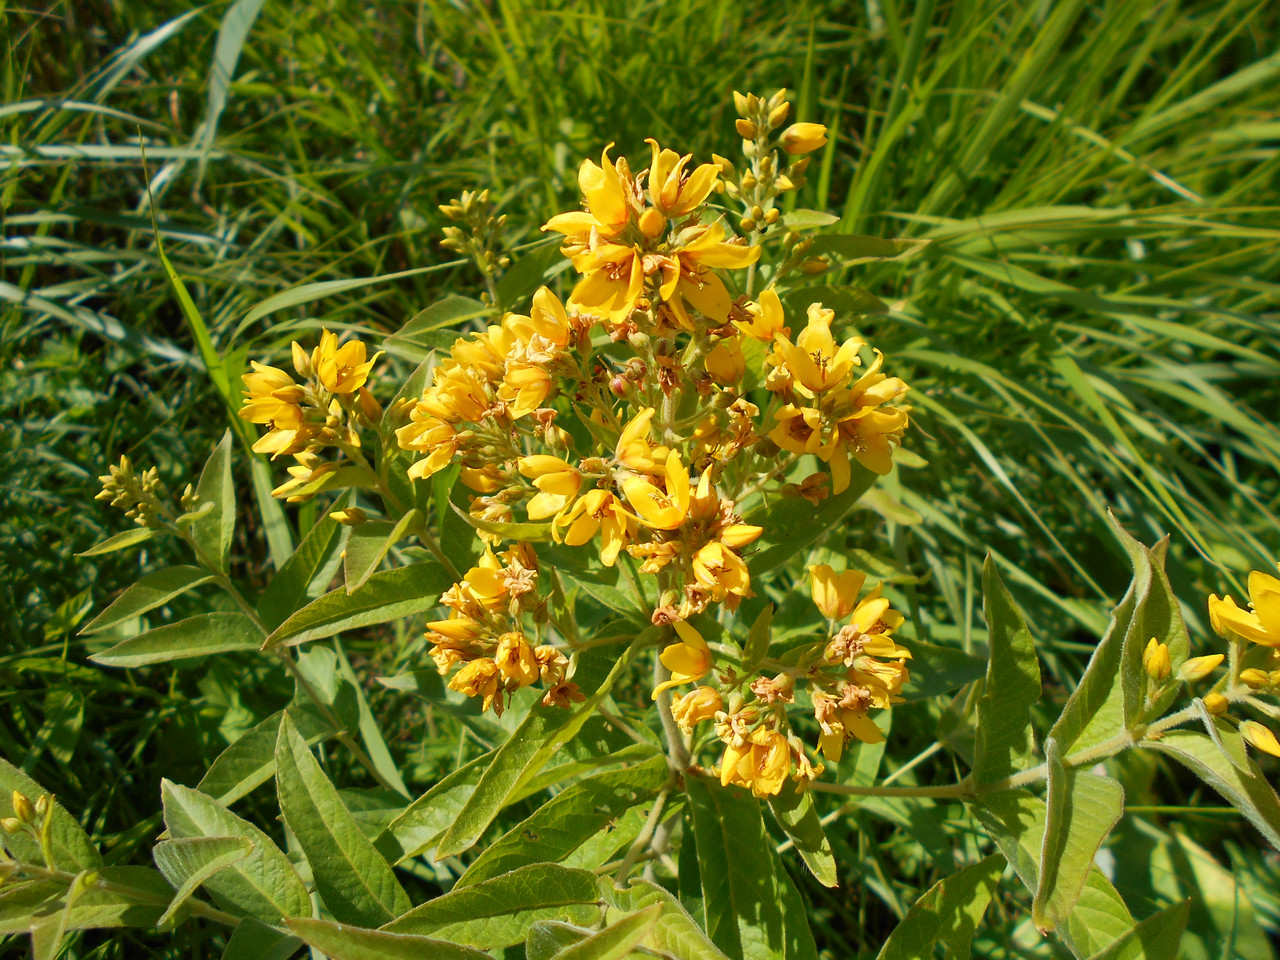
[
  {"left": 1202, "top": 692, "right": 1229, "bottom": 716},
  {"left": 705, "top": 336, "right": 746, "bottom": 385},
  {"left": 553, "top": 489, "right": 635, "bottom": 566},
  {"left": 622, "top": 453, "right": 690, "bottom": 530},
  {"left": 780, "top": 122, "right": 828, "bottom": 155},
  {"left": 239, "top": 361, "right": 313, "bottom": 456},
  {"left": 768, "top": 404, "right": 824, "bottom": 456},
  {"left": 809, "top": 564, "right": 867, "bottom": 620},
  {"left": 646, "top": 139, "right": 719, "bottom": 219},
  {"left": 663, "top": 222, "right": 761, "bottom": 327},
  {"left": 448, "top": 658, "right": 503, "bottom": 714},
  {"left": 1209, "top": 568, "right": 1280, "bottom": 646},
  {"left": 504, "top": 286, "right": 574, "bottom": 353},
  {"left": 814, "top": 695, "right": 884, "bottom": 762},
  {"left": 396, "top": 411, "right": 458, "bottom": 480},
  {"left": 420, "top": 364, "right": 492, "bottom": 423},
  {"left": 567, "top": 242, "right": 646, "bottom": 322},
  {"left": 543, "top": 144, "right": 633, "bottom": 240},
  {"left": 652, "top": 620, "right": 712, "bottom": 698},
  {"left": 615, "top": 406, "right": 661, "bottom": 472},
  {"left": 1241, "top": 720, "right": 1280, "bottom": 758},
  {"left": 773, "top": 303, "right": 863, "bottom": 398},
  {"left": 720, "top": 729, "right": 791, "bottom": 798},
  {"left": 518, "top": 455, "right": 582, "bottom": 520},
  {"left": 692, "top": 541, "right": 751, "bottom": 600},
  {"left": 498, "top": 360, "right": 553, "bottom": 418},
  {"left": 314, "top": 329, "right": 382, "bottom": 394},
  {"left": 670, "top": 686, "right": 723, "bottom": 734},
  {"left": 495, "top": 632, "right": 539, "bottom": 688},
  {"left": 736, "top": 288, "right": 790, "bottom": 342},
  {"left": 824, "top": 406, "right": 909, "bottom": 489}
]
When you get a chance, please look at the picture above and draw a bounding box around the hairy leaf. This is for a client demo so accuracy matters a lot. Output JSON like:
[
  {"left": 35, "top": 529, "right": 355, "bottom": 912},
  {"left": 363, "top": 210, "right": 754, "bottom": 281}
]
[
  {"left": 152, "top": 836, "right": 252, "bottom": 927},
  {"left": 767, "top": 780, "right": 837, "bottom": 888},
  {"left": 191, "top": 430, "right": 235, "bottom": 572},
  {"left": 81, "top": 565, "right": 214, "bottom": 634}
]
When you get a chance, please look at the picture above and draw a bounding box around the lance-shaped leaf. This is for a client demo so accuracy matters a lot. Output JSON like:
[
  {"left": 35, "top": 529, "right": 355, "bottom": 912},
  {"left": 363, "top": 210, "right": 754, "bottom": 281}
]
[
  {"left": 274, "top": 713, "right": 410, "bottom": 925},
  {"left": 1085, "top": 899, "right": 1190, "bottom": 960},
  {"left": 434, "top": 636, "right": 649, "bottom": 859},
  {"left": 377, "top": 749, "right": 495, "bottom": 864},
  {"left": 287, "top": 917, "right": 491, "bottom": 960},
  {"left": 196, "top": 705, "right": 331, "bottom": 807},
  {"left": 768, "top": 779, "right": 837, "bottom": 888},
  {"left": 973, "top": 557, "right": 1041, "bottom": 784},
  {"left": 969, "top": 790, "right": 1135, "bottom": 957},
  {"left": 1048, "top": 515, "right": 1149, "bottom": 754},
  {"left": 875, "top": 853, "right": 1003, "bottom": 960},
  {"left": 264, "top": 561, "right": 450, "bottom": 649},
  {"left": 257, "top": 495, "right": 350, "bottom": 630},
  {"left": 601, "top": 879, "right": 731, "bottom": 960},
  {"left": 161, "top": 780, "right": 310, "bottom": 923},
  {"left": 77, "top": 527, "right": 153, "bottom": 557},
  {"left": 382, "top": 864, "right": 600, "bottom": 949},
  {"left": 152, "top": 836, "right": 253, "bottom": 928},
  {"left": 807, "top": 234, "right": 931, "bottom": 265},
  {"left": 1033, "top": 738, "right": 1125, "bottom": 933},
  {"left": 685, "top": 776, "right": 818, "bottom": 960},
  {"left": 91, "top": 612, "right": 262, "bottom": 668},
  {"left": 1141, "top": 727, "right": 1280, "bottom": 852},
  {"left": 741, "top": 603, "right": 774, "bottom": 677},
  {"left": 190, "top": 431, "right": 235, "bottom": 573},
  {"left": 457, "top": 756, "right": 669, "bottom": 887},
  {"left": 0, "top": 760, "right": 101, "bottom": 871},
  {"left": 746, "top": 468, "right": 877, "bottom": 577},
  {"left": 81, "top": 565, "right": 214, "bottom": 635},
  {"left": 343, "top": 509, "right": 419, "bottom": 594}
]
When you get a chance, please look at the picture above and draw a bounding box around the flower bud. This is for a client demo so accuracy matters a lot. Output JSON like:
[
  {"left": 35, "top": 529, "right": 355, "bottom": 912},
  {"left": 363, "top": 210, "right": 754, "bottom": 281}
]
[
  {"left": 330, "top": 507, "right": 369, "bottom": 526},
  {"left": 1202, "top": 692, "right": 1229, "bottom": 716},
  {"left": 781, "top": 122, "right": 828, "bottom": 155},
  {"left": 291, "top": 341, "right": 313, "bottom": 378},
  {"left": 764, "top": 208, "right": 780, "bottom": 225},
  {"left": 733, "top": 90, "right": 750, "bottom": 115},
  {"left": 740, "top": 217, "right": 757, "bottom": 233},
  {"left": 735, "top": 119, "right": 758, "bottom": 140},
  {"left": 33, "top": 796, "right": 49, "bottom": 818},
  {"left": 1240, "top": 667, "right": 1270, "bottom": 689},
  {"left": 638, "top": 208, "right": 666, "bottom": 239},
  {"left": 1177, "top": 654, "right": 1224, "bottom": 682},
  {"left": 750, "top": 205, "right": 764, "bottom": 221},
  {"left": 799, "top": 258, "right": 829, "bottom": 274},
  {"left": 767, "top": 101, "right": 790, "bottom": 129},
  {"left": 671, "top": 686, "right": 724, "bottom": 733},
  {"left": 1241, "top": 720, "right": 1280, "bottom": 758},
  {"left": 10, "top": 792, "right": 34, "bottom": 824},
  {"left": 774, "top": 175, "right": 796, "bottom": 192},
  {"left": 1143, "top": 638, "right": 1171, "bottom": 681},
  {"left": 711, "top": 153, "right": 736, "bottom": 178},
  {"left": 1, "top": 818, "right": 21, "bottom": 835}
]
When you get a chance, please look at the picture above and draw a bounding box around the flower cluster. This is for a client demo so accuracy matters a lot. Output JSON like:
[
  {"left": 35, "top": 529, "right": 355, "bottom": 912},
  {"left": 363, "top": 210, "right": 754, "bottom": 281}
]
[
  {"left": 239, "top": 330, "right": 383, "bottom": 501},
  {"left": 1205, "top": 565, "right": 1280, "bottom": 756},
  {"left": 239, "top": 89, "right": 917, "bottom": 798}
]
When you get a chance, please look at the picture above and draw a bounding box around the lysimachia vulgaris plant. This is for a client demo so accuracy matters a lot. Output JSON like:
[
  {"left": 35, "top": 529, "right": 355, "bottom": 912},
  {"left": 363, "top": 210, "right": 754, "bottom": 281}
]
[{"left": 11, "top": 88, "right": 1280, "bottom": 960}]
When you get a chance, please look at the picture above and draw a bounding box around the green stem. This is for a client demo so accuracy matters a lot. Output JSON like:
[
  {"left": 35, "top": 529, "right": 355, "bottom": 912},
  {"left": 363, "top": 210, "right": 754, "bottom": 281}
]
[{"left": 613, "top": 785, "right": 671, "bottom": 885}]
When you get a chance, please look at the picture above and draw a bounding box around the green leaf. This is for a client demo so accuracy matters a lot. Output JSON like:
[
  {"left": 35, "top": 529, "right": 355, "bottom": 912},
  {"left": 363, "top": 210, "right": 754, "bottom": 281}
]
[
  {"left": 457, "top": 756, "right": 670, "bottom": 887},
  {"left": 767, "top": 779, "right": 837, "bottom": 888},
  {"left": 1141, "top": 728, "right": 1280, "bottom": 852},
  {"left": 343, "top": 510, "right": 418, "bottom": 594},
  {"left": 746, "top": 466, "right": 877, "bottom": 578},
  {"left": 972, "top": 556, "right": 1041, "bottom": 784},
  {"left": 90, "top": 612, "right": 261, "bottom": 668},
  {"left": 551, "top": 904, "right": 662, "bottom": 960},
  {"left": 601, "top": 879, "right": 730, "bottom": 960},
  {"left": 780, "top": 284, "right": 889, "bottom": 319},
  {"left": 151, "top": 836, "right": 252, "bottom": 928},
  {"left": 81, "top": 565, "right": 214, "bottom": 634},
  {"left": 1033, "top": 738, "right": 1125, "bottom": 933},
  {"left": 161, "top": 779, "right": 310, "bottom": 923},
  {"left": 875, "top": 854, "right": 1003, "bottom": 960},
  {"left": 264, "top": 561, "right": 451, "bottom": 648},
  {"left": 741, "top": 603, "right": 774, "bottom": 677},
  {"left": 495, "top": 239, "right": 570, "bottom": 310},
  {"left": 274, "top": 713, "right": 410, "bottom": 925},
  {"left": 781, "top": 209, "right": 839, "bottom": 230},
  {"left": 378, "top": 750, "right": 495, "bottom": 864},
  {"left": 286, "top": 917, "right": 492, "bottom": 960},
  {"left": 685, "top": 776, "right": 818, "bottom": 960},
  {"left": 900, "top": 640, "right": 986, "bottom": 701},
  {"left": 196, "top": 705, "right": 330, "bottom": 806},
  {"left": 191, "top": 430, "right": 235, "bottom": 573},
  {"left": 969, "top": 790, "right": 1134, "bottom": 957},
  {"left": 77, "top": 527, "right": 152, "bottom": 557},
  {"left": 528, "top": 921, "right": 593, "bottom": 960},
  {"left": 257, "top": 496, "right": 350, "bottom": 630},
  {"left": 0, "top": 760, "right": 101, "bottom": 871},
  {"left": 0, "top": 867, "right": 171, "bottom": 935},
  {"left": 806, "top": 234, "right": 930, "bottom": 265},
  {"left": 434, "top": 636, "right": 649, "bottom": 859},
  {"left": 383, "top": 864, "right": 601, "bottom": 949},
  {"left": 1085, "top": 900, "right": 1190, "bottom": 960},
  {"left": 451, "top": 500, "right": 554, "bottom": 542},
  {"left": 382, "top": 295, "right": 493, "bottom": 362},
  {"left": 221, "top": 917, "right": 303, "bottom": 960}
]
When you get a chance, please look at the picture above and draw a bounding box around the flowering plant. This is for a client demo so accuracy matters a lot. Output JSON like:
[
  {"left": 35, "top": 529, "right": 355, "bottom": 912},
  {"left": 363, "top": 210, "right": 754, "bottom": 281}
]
[{"left": 8, "top": 88, "right": 1280, "bottom": 959}]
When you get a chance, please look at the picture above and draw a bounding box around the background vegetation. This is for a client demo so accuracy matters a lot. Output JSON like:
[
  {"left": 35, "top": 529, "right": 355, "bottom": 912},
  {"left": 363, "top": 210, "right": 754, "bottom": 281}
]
[{"left": 3, "top": 0, "right": 1278, "bottom": 955}]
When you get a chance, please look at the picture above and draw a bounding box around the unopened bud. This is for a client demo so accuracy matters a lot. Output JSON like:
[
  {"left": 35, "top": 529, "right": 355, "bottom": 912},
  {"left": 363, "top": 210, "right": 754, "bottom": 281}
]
[
  {"left": 799, "top": 258, "right": 829, "bottom": 274},
  {"left": 291, "top": 341, "right": 313, "bottom": 378},
  {"left": 764, "top": 208, "right": 780, "bottom": 225},
  {"left": 33, "top": 796, "right": 48, "bottom": 818},
  {"left": 740, "top": 173, "right": 758, "bottom": 191},
  {"left": 1143, "top": 638, "right": 1171, "bottom": 681},
  {"left": 1241, "top": 720, "right": 1280, "bottom": 757},
  {"left": 1177, "top": 654, "right": 1224, "bottom": 682},
  {"left": 1, "top": 819, "right": 21, "bottom": 835},
  {"left": 781, "top": 122, "right": 829, "bottom": 155},
  {"left": 733, "top": 91, "right": 750, "bottom": 115},
  {"left": 10, "top": 792, "right": 33, "bottom": 824},
  {"left": 638, "top": 208, "right": 666, "bottom": 239},
  {"left": 750, "top": 205, "right": 764, "bottom": 221},
  {"left": 767, "top": 102, "right": 790, "bottom": 129},
  {"left": 1202, "top": 692, "right": 1229, "bottom": 716},
  {"left": 735, "top": 119, "right": 758, "bottom": 140},
  {"left": 740, "top": 217, "right": 757, "bottom": 233},
  {"left": 789, "top": 156, "right": 812, "bottom": 176},
  {"left": 711, "top": 154, "right": 736, "bottom": 178},
  {"left": 330, "top": 507, "right": 369, "bottom": 526},
  {"left": 774, "top": 175, "right": 795, "bottom": 192},
  {"left": 1240, "top": 667, "right": 1270, "bottom": 689}
]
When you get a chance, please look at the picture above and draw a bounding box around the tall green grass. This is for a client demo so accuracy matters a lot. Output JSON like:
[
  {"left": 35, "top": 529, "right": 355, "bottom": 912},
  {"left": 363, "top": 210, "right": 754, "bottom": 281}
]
[{"left": 3, "top": 0, "right": 1279, "bottom": 954}]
